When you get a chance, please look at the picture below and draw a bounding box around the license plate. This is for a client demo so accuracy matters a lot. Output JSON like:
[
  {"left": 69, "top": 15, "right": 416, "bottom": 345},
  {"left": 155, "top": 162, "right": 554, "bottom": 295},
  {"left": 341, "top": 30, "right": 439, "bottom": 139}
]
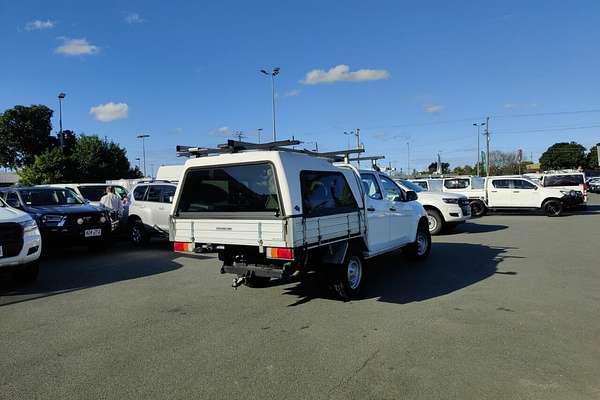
[{"left": 85, "top": 229, "right": 102, "bottom": 238}]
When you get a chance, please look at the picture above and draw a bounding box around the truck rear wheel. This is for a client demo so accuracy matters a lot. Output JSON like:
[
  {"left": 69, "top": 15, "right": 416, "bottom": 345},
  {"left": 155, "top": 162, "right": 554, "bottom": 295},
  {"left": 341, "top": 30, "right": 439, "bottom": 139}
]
[
  {"left": 332, "top": 254, "right": 364, "bottom": 300},
  {"left": 130, "top": 221, "right": 150, "bottom": 246},
  {"left": 543, "top": 199, "right": 563, "bottom": 217}
]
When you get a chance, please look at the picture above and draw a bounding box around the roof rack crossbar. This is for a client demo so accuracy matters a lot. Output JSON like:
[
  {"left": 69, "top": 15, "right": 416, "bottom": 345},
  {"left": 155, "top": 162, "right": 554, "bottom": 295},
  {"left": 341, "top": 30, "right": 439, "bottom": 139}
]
[{"left": 347, "top": 155, "right": 385, "bottom": 162}]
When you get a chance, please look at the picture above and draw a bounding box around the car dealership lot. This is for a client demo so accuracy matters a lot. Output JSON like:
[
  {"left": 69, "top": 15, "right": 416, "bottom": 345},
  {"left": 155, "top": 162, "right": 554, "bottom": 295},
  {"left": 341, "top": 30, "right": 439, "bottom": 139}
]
[{"left": 1, "top": 196, "right": 600, "bottom": 400}]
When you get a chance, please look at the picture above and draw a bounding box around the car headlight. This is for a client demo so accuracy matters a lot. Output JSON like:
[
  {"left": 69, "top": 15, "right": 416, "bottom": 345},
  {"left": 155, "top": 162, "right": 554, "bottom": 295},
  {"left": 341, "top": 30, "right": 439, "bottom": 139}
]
[
  {"left": 442, "top": 198, "right": 459, "bottom": 204},
  {"left": 19, "top": 218, "right": 38, "bottom": 233},
  {"left": 77, "top": 218, "right": 84, "bottom": 225},
  {"left": 41, "top": 214, "right": 67, "bottom": 227}
]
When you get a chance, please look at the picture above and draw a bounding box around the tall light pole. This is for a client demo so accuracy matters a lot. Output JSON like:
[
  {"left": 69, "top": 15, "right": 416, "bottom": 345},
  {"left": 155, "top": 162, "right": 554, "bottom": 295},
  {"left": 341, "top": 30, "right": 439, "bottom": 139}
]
[
  {"left": 257, "top": 128, "right": 263, "bottom": 144},
  {"left": 136, "top": 134, "right": 150, "bottom": 177},
  {"left": 484, "top": 117, "right": 491, "bottom": 177},
  {"left": 473, "top": 122, "right": 486, "bottom": 176},
  {"left": 260, "top": 67, "right": 280, "bottom": 141},
  {"left": 407, "top": 141, "right": 411, "bottom": 176},
  {"left": 58, "top": 92, "right": 66, "bottom": 148}
]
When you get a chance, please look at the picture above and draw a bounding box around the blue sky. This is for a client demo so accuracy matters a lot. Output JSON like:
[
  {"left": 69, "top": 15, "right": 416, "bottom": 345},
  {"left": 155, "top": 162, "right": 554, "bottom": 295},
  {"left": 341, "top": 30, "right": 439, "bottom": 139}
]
[{"left": 2, "top": 0, "right": 600, "bottom": 174}]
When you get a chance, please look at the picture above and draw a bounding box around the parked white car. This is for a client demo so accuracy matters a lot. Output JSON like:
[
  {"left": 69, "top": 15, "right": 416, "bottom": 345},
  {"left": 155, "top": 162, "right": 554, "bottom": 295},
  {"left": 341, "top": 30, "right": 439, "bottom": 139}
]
[
  {"left": 480, "top": 176, "right": 583, "bottom": 216},
  {"left": 0, "top": 197, "right": 42, "bottom": 282},
  {"left": 170, "top": 141, "right": 431, "bottom": 299},
  {"left": 395, "top": 179, "right": 470, "bottom": 234},
  {"left": 128, "top": 181, "right": 177, "bottom": 245},
  {"left": 411, "top": 176, "right": 487, "bottom": 217}
]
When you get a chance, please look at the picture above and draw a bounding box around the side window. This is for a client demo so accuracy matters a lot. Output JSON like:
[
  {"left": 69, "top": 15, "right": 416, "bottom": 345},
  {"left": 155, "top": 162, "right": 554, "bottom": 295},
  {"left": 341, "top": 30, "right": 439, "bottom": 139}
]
[
  {"left": 513, "top": 179, "right": 536, "bottom": 189},
  {"left": 133, "top": 185, "right": 148, "bottom": 201},
  {"left": 161, "top": 185, "right": 176, "bottom": 203},
  {"left": 300, "top": 171, "right": 358, "bottom": 217},
  {"left": 114, "top": 186, "right": 128, "bottom": 199},
  {"left": 444, "top": 179, "right": 470, "bottom": 189},
  {"left": 492, "top": 180, "right": 510, "bottom": 189},
  {"left": 415, "top": 181, "right": 428, "bottom": 190},
  {"left": 6, "top": 192, "right": 21, "bottom": 208},
  {"left": 379, "top": 175, "right": 404, "bottom": 201},
  {"left": 360, "top": 174, "right": 383, "bottom": 200},
  {"left": 146, "top": 186, "right": 162, "bottom": 202}
]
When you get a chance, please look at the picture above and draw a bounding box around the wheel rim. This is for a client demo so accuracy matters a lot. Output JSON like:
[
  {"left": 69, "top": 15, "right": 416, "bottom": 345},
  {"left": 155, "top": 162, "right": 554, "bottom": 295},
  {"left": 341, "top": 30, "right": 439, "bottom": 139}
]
[
  {"left": 417, "top": 232, "right": 429, "bottom": 256},
  {"left": 471, "top": 202, "right": 481, "bottom": 215},
  {"left": 547, "top": 203, "right": 560, "bottom": 216},
  {"left": 427, "top": 214, "right": 437, "bottom": 232},
  {"left": 132, "top": 227, "right": 141, "bottom": 243},
  {"left": 347, "top": 257, "right": 362, "bottom": 290}
]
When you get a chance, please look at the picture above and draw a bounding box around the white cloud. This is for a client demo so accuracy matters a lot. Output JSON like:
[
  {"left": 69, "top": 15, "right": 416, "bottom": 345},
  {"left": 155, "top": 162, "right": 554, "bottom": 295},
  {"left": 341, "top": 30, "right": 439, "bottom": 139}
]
[
  {"left": 89, "top": 102, "right": 129, "bottom": 122},
  {"left": 423, "top": 105, "right": 446, "bottom": 114},
  {"left": 211, "top": 126, "right": 232, "bottom": 136},
  {"left": 125, "top": 13, "right": 144, "bottom": 24},
  {"left": 55, "top": 37, "right": 100, "bottom": 56},
  {"left": 301, "top": 64, "right": 390, "bottom": 85},
  {"left": 503, "top": 103, "right": 538, "bottom": 109},
  {"left": 171, "top": 127, "right": 183, "bottom": 134},
  {"left": 25, "top": 19, "right": 55, "bottom": 31}
]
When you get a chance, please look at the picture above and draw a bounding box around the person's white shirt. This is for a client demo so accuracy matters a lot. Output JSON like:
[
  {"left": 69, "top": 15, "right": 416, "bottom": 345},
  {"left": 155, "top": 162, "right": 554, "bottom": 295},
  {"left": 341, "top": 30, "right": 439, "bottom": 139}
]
[{"left": 100, "top": 192, "right": 123, "bottom": 214}]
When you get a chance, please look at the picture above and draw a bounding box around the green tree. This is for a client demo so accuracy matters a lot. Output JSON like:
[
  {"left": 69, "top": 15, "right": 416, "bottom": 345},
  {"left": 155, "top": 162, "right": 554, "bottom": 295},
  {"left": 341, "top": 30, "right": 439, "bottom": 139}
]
[
  {"left": 539, "top": 142, "right": 586, "bottom": 171},
  {"left": 18, "top": 148, "right": 75, "bottom": 185},
  {"left": 428, "top": 162, "right": 450, "bottom": 174},
  {"left": 0, "top": 105, "right": 55, "bottom": 168},
  {"left": 586, "top": 143, "right": 600, "bottom": 169},
  {"left": 70, "top": 135, "right": 132, "bottom": 182}
]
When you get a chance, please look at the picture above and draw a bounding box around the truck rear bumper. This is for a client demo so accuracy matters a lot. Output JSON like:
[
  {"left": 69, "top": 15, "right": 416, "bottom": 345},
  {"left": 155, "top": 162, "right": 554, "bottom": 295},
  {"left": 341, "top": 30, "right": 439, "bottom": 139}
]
[{"left": 221, "top": 262, "right": 288, "bottom": 279}]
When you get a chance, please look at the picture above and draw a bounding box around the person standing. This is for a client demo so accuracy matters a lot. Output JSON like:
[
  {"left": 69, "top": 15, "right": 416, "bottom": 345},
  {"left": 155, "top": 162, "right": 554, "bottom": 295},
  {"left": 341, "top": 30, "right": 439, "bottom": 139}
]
[{"left": 100, "top": 186, "right": 123, "bottom": 217}]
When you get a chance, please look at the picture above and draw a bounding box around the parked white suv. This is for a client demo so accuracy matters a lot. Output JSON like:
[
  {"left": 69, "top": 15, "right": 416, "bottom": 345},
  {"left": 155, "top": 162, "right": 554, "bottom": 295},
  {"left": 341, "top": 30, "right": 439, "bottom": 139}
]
[
  {"left": 0, "top": 197, "right": 42, "bottom": 282},
  {"left": 128, "top": 181, "right": 177, "bottom": 245},
  {"left": 395, "top": 179, "right": 470, "bottom": 234},
  {"left": 411, "top": 176, "right": 488, "bottom": 217},
  {"left": 170, "top": 141, "right": 431, "bottom": 300}
]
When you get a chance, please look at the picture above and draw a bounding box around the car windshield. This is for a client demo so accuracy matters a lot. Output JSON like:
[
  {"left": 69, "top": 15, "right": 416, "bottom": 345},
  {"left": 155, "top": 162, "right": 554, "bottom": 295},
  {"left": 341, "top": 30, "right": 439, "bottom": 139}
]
[
  {"left": 20, "top": 188, "right": 84, "bottom": 206},
  {"left": 398, "top": 179, "right": 424, "bottom": 192}
]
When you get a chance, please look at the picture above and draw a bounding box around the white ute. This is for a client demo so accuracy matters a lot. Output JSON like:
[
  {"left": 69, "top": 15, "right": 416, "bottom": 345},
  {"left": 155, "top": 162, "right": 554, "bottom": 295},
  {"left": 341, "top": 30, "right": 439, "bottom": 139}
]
[
  {"left": 0, "top": 197, "right": 42, "bottom": 282},
  {"left": 394, "top": 178, "right": 470, "bottom": 235},
  {"left": 170, "top": 140, "right": 431, "bottom": 299}
]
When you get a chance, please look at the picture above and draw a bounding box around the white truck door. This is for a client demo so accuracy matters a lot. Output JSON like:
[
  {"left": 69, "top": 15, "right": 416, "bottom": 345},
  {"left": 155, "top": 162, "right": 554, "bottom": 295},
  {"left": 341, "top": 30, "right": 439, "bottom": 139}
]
[
  {"left": 511, "top": 179, "right": 539, "bottom": 207},
  {"left": 155, "top": 185, "right": 176, "bottom": 231},
  {"left": 378, "top": 175, "right": 414, "bottom": 245},
  {"left": 360, "top": 173, "right": 390, "bottom": 253},
  {"left": 144, "top": 186, "right": 165, "bottom": 229},
  {"left": 488, "top": 179, "right": 513, "bottom": 206}
]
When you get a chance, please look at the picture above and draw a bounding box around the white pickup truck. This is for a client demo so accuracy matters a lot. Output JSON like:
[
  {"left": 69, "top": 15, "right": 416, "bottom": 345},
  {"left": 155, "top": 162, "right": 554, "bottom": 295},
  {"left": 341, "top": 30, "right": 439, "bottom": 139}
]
[{"left": 170, "top": 141, "right": 431, "bottom": 299}]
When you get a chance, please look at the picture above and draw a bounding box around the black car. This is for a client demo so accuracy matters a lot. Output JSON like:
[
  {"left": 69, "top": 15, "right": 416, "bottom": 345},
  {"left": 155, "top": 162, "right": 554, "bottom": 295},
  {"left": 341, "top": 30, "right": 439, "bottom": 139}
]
[{"left": 0, "top": 187, "right": 111, "bottom": 249}]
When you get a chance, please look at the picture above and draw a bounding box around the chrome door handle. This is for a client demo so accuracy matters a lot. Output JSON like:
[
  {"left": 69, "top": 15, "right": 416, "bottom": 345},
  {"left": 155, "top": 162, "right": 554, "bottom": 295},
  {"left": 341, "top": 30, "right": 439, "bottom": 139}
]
[{"left": 367, "top": 207, "right": 375, "bottom": 212}]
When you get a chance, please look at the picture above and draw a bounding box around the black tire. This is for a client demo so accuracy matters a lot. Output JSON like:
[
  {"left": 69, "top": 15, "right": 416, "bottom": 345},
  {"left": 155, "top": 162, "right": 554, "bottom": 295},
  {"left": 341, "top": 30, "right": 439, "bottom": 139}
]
[
  {"left": 426, "top": 209, "right": 444, "bottom": 235},
  {"left": 470, "top": 200, "right": 487, "bottom": 217},
  {"left": 13, "top": 261, "right": 39, "bottom": 283},
  {"left": 331, "top": 254, "right": 364, "bottom": 300},
  {"left": 130, "top": 221, "right": 150, "bottom": 246},
  {"left": 244, "top": 275, "right": 271, "bottom": 288},
  {"left": 543, "top": 199, "right": 564, "bottom": 217},
  {"left": 404, "top": 222, "right": 432, "bottom": 260}
]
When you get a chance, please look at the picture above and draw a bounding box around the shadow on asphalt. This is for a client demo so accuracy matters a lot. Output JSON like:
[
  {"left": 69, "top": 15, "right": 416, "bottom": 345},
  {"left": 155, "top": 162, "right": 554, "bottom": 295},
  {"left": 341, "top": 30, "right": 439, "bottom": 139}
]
[
  {"left": 282, "top": 243, "right": 520, "bottom": 306},
  {"left": 442, "top": 223, "right": 508, "bottom": 235},
  {"left": 0, "top": 240, "right": 210, "bottom": 307}
]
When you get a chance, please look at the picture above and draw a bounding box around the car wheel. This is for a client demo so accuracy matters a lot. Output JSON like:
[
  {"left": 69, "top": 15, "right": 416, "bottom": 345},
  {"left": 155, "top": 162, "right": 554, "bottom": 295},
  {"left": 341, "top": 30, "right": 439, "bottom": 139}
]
[
  {"left": 543, "top": 200, "right": 563, "bottom": 217},
  {"left": 331, "top": 254, "right": 364, "bottom": 300},
  {"left": 426, "top": 209, "right": 444, "bottom": 235},
  {"left": 404, "top": 222, "right": 432, "bottom": 261},
  {"left": 130, "top": 221, "right": 149, "bottom": 246},
  {"left": 13, "top": 261, "right": 39, "bottom": 284},
  {"left": 469, "top": 200, "right": 487, "bottom": 217}
]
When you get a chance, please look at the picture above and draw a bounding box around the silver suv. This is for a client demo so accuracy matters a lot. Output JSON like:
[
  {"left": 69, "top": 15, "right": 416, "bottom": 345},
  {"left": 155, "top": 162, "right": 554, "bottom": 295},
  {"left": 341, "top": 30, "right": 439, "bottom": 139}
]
[{"left": 127, "top": 181, "right": 177, "bottom": 245}]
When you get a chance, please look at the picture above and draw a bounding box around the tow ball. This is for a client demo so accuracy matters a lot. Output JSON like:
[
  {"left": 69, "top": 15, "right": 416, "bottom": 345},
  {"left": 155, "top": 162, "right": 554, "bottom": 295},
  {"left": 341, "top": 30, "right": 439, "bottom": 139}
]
[{"left": 232, "top": 276, "right": 246, "bottom": 289}]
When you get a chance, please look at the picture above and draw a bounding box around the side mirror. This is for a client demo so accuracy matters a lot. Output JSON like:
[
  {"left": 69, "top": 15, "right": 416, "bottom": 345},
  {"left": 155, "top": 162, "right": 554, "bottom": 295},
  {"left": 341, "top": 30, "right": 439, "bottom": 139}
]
[{"left": 405, "top": 191, "right": 418, "bottom": 202}]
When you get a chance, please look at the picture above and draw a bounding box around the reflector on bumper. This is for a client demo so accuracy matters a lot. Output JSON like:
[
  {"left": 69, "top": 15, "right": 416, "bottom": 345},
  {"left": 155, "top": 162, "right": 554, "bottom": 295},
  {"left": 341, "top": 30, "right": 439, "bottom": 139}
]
[{"left": 266, "top": 247, "right": 294, "bottom": 260}]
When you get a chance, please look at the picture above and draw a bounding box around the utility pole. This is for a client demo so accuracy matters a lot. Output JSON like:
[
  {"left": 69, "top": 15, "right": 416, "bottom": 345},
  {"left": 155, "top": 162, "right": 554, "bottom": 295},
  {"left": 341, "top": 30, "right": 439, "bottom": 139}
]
[
  {"left": 235, "top": 131, "right": 246, "bottom": 142},
  {"left": 58, "top": 92, "right": 66, "bottom": 148},
  {"left": 407, "top": 142, "right": 410, "bottom": 176},
  {"left": 597, "top": 145, "right": 600, "bottom": 167},
  {"left": 136, "top": 134, "right": 150, "bottom": 177},
  {"left": 257, "top": 128, "right": 263, "bottom": 144},
  {"left": 356, "top": 128, "right": 361, "bottom": 167},
  {"left": 473, "top": 122, "right": 486, "bottom": 176},
  {"left": 260, "top": 68, "right": 280, "bottom": 141},
  {"left": 484, "top": 117, "right": 490, "bottom": 177}
]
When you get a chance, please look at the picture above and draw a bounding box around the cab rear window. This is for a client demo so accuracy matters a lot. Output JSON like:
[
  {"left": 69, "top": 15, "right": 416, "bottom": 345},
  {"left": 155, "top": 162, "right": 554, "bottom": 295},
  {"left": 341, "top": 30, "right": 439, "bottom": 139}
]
[
  {"left": 301, "top": 171, "right": 358, "bottom": 217},
  {"left": 176, "top": 163, "right": 280, "bottom": 215}
]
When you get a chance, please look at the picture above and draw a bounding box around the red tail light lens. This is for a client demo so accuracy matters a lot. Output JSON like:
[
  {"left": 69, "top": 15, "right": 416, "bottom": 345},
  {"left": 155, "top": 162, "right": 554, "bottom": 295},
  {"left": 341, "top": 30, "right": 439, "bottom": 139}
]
[
  {"left": 174, "top": 242, "right": 193, "bottom": 252},
  {"left": 266, "top": 247, "right": 294, "bottom": 260}
]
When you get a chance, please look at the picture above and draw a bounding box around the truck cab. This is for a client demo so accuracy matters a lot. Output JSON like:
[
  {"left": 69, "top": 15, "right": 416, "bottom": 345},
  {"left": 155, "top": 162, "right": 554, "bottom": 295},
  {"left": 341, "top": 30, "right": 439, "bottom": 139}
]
[{"left": 170, "top": 141, "right": 430, "bottom": 299}]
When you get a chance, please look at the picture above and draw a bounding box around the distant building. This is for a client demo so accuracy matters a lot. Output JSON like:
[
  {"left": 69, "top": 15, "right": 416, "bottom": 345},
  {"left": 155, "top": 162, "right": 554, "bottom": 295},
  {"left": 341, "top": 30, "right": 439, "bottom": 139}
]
[
  {"left": 525, "top": 163, "right": 541, "bottom": 173},
  {"left": 0, "top": 172, "right": 18, "bottom": 187}
]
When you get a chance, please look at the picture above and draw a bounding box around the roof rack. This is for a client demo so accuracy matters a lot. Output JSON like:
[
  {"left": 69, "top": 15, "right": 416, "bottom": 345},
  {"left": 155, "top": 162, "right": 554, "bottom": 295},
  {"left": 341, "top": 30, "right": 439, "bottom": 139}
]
[{"left": 176, "top": 139, "right": 365, "bottom": 162}]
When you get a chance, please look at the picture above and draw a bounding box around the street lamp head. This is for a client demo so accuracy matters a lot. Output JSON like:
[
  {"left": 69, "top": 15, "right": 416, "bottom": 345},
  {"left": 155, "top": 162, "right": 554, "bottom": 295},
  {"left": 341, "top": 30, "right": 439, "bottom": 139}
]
[
  {"left": 58, "top": 92, "right": 66, "bottom": 99},
  {"left": 260, "top": 69, "right": 269, "bottom": 75},
  {"left": 273, "top": 67, "right": 280, "bottom": 76},
  {"left": 136, "top": 134, "right": 150, "bottom": 139}
]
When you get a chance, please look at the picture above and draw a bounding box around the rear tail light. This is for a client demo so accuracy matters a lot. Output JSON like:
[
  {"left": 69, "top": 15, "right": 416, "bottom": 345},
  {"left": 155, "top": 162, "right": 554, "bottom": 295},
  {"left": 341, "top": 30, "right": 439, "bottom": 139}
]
[
  {"left": 266, "top": 247, "right": 294, "bottom": 260},
  {"left": 174, "top": 242, "right": 194, "bottom": 252}
]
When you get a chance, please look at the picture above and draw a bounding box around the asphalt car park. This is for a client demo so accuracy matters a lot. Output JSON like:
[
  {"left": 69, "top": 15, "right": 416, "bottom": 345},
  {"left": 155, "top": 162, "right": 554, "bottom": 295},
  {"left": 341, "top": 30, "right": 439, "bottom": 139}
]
[{"left": 1, "top": 195, "right": 599, "bottom": 400}]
